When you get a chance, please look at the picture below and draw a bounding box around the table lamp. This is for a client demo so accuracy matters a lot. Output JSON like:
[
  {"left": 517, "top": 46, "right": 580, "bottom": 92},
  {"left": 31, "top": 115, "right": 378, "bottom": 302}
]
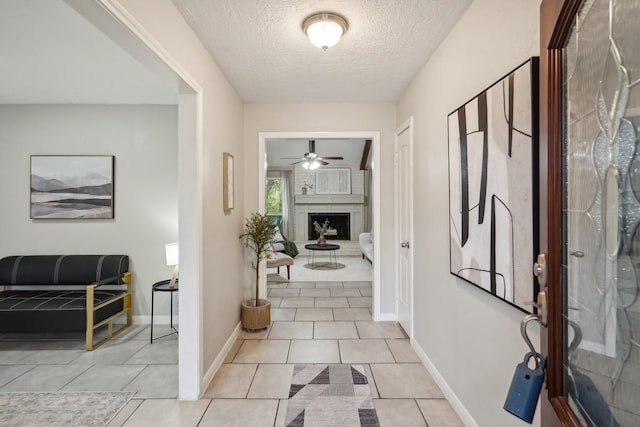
[{"left": 165, "top": 242, "right": 179, "bottom": 288}]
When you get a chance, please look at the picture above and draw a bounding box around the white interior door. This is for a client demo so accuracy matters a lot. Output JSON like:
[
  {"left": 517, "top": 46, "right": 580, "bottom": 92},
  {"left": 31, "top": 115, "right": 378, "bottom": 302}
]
[{"left": 395, "top": 118, "right": 413, "bottom": 336}]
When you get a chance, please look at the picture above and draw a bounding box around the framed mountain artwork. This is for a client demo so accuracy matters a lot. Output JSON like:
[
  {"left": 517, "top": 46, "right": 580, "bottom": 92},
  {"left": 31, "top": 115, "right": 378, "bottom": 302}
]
[{"left": 30, "top": 155, "right": 114, "bottom": 219}]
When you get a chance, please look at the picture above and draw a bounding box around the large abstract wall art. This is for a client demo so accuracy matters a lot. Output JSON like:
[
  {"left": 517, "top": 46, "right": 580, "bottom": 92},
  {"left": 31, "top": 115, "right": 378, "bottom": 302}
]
[{"left": 448, "top": 58, "right": 539, "bottom": 313}]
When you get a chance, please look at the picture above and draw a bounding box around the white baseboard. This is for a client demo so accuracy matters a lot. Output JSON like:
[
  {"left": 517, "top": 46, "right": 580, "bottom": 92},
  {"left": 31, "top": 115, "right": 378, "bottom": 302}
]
[
  {"left": 377, "top": 313, "right": 397, "bottom": 321},
  {"left": 411, "top": 339, "right": 478, "bottom": 427},
  {"left": 201, "top": 322, "right": 241, "bottom": 395},
  {"left": 132, "top": 315, "right": 178, "bottom": 325},
  {"left": 129, "top": 316, "right": 241, "bottom": 399}
]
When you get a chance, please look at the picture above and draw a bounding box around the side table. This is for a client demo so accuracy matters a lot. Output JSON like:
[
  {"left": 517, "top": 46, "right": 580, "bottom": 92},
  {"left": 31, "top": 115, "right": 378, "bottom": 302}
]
[{"left": 150, "top": 279, "right": 179, "bottom": 343}]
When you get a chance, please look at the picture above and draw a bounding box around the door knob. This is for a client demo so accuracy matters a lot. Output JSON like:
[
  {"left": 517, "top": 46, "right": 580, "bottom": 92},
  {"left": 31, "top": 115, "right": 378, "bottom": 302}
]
[
  {"left": 531, "top": 253, "right": 548, "bottom": 327},
  {"left": 525, "top": 291, "right": 549, "bottom": 327},
  {"left": 533, "top": 253, "right": 547, "bottom": 287},
  {"left": 536, "top": 291, "right": 548, "bottom": 327},
  {"left": 401, "top": 241, "right": 410, "bottom": 248}
]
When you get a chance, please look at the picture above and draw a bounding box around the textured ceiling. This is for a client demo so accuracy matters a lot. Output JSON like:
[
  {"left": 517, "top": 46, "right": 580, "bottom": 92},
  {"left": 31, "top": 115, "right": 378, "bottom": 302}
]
[
  {"left": 171, "top": 0, "right": 472, "bottom": 103},
  {"left": 1, "top": 0, "right": 471, "bottom": 105},
  {"left": 266, "top": 138, "right": 367, "bottom": 169}
]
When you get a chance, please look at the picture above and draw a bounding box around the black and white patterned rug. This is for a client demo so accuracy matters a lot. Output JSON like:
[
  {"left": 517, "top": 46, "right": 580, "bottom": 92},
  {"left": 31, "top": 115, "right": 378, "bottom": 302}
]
[{"left": 286, "top": 364, "right": 380, "bottom": 427}]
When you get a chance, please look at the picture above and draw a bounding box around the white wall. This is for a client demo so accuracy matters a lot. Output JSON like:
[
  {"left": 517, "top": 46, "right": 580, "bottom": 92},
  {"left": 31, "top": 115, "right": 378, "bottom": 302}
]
[
  {"left": 117, "top": 0, "right": 245, "bottom": 394},
  {"left": 396, "top": 0, "right": 541, "bottom": 426},
  {"left": 0, "top": 104, "right": 178, "bottom": 320},
  {"left": 243, "top": 103, "right": 397, "bottom": 315}
]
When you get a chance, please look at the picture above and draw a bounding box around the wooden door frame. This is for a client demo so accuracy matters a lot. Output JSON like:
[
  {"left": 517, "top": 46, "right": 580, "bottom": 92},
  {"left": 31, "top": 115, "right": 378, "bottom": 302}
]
[{"left": 539, "top": 0, "right": 583, "bottom": 425}]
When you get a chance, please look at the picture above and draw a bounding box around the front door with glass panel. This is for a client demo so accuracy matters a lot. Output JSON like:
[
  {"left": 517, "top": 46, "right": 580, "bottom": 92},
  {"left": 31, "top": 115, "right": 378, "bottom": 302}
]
[{"left": 549, "top": 0, "right": 640, "bottom": 425}]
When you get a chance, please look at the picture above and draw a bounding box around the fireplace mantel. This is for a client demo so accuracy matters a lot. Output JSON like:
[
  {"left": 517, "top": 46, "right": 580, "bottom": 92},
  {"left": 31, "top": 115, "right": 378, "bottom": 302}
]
[{"left": 295, "top": 195, "right": 364, "bottom": 204}]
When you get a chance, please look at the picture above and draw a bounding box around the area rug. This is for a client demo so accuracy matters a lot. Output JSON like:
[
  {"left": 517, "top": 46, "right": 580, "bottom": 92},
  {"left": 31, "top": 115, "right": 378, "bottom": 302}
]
[
  {"left": 286, "top": 364, "right": 380, "bottom": 427},
  {"left": 0, "top": 391, "right": 134, "bottom": 427},
  {"left": 303, "top": 262, "right": 346, "bottom": 270},
  {"left": 268, "top": 255, "right": 372, "bottom": 282}
]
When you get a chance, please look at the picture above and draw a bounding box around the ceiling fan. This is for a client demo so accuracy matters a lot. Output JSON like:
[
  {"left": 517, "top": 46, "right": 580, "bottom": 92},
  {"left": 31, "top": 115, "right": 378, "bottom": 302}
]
[{"left": 281, "top": 140, "right": 343, "bottom": 169}]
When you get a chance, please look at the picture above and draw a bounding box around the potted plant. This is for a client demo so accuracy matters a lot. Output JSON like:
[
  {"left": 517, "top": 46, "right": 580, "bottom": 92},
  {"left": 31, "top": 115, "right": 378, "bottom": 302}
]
[
  {"left": 301, "top": 181, "right": 313, "bottom": 195},
  {"left": 240, "top": 212, "right": 277, "bottom": 331},
  {"left": 313, "top": 218, "right": 331, "bottom": 246}
]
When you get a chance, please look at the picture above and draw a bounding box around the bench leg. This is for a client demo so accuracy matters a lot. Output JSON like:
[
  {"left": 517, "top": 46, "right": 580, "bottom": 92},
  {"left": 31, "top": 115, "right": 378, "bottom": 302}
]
[
  {"left": 86, "top": 328, "right": 94, "bottom": 351},
  {"left": 86, "top": 272, "right": 133, "bottom": 351},
  {"left": 86, "top": 285, "right": 95, "bottom": 350}
]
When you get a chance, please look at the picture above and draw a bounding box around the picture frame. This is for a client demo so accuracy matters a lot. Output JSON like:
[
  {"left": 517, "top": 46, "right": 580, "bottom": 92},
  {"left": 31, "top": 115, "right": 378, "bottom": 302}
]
[
  {"left": 30, "top": 155, "right": 115, "bottom": 219},
  {"left": 223, "top": 152, "right": 234, "bottom": 210},
  {"left": 315, "top": 168, "right": 351, "bottom": 194},
  {"left": 447, "top": 58, "right": 539, "bottom": 313}
]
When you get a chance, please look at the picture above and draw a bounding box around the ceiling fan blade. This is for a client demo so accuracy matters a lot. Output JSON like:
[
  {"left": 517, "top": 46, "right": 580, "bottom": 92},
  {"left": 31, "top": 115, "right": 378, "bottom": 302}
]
[
  {"left": 280, "top": 157, "right": 303, "bottom": 159},
  {"left": 318, "top": 160, "right": 329, "bottom": 166},
  {"left": 290, "top": 160, "right": 305, "bottom": 165},
  {"left": 319, "top": 156, "right": 344, "bottom": 160}
]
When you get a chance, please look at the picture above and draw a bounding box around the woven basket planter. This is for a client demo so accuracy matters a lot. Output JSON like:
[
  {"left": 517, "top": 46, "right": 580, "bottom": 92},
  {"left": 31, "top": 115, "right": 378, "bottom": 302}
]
[{"left": 241, "top": 299, "right": 271, "bottom": 332}]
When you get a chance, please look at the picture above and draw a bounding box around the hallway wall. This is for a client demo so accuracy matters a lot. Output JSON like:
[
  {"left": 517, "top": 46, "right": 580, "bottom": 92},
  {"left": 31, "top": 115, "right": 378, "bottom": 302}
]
[
  {"left": 397, "top": 0, "right": 541, "bottom": 425},
  {"left": 243, "top": 103, "right": 396, "bottom": 315},
  {"left": 118, "top": 0, "right": 245, "bottom": 398}
]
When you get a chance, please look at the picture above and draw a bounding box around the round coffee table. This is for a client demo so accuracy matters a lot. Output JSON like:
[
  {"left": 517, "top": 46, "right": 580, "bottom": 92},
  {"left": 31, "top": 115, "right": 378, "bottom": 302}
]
[{"left": 304, "top": 243, "right": 340, "bottom": 269}]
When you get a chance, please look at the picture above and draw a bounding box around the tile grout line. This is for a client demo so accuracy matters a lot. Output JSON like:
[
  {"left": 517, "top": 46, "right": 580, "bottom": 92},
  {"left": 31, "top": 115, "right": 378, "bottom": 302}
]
[
  {"left": 384, "top": 338, "right": 398, "bottom": 364},
  {"left": 57, "top": 363, "right": 94, "bottom": 392},
  {"left": 244, "top": 363, "right": 260, "bottom": 399},
  {"left": 196, "top": 399, "right": 215, "bottom": 426},
  {"left": 0, "top": 364, "right": 38, "bottom": 391}
]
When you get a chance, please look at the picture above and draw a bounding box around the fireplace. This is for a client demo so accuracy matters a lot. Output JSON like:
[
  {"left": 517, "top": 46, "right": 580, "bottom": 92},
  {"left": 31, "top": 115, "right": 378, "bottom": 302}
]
[{"left": 308, "top": 213, "right": 350, "bottom": 240}]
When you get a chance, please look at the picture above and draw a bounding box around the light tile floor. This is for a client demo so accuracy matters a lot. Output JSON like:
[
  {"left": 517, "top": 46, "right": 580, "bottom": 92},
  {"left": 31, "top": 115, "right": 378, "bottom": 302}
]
[
  {"left": 0, "top": 280, "right": 465, "bottom": 426},
  {"left": 0, "top": 324, "right": 179, "bottom": 398}
]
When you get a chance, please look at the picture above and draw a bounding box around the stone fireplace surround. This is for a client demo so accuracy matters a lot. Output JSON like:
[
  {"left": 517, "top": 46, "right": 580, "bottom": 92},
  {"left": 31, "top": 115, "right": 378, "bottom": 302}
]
[{"left": 293, "top": 194, "right": 365, "bottom": 256}]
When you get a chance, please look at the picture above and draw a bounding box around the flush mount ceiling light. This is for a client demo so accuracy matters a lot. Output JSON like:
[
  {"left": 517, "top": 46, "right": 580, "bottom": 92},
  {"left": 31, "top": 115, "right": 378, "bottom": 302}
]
[{"left": 302, "top": 12, "right": 348, "bottom": 50}]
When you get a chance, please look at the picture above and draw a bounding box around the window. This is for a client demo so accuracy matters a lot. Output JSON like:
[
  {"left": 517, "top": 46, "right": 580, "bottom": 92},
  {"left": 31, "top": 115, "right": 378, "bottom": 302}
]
[{"left": 266, "top": 177, "right": 283, "bottom": 229}]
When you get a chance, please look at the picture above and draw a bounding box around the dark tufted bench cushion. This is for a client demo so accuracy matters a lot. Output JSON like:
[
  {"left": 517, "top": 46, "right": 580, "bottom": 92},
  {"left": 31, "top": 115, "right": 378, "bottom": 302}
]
[
  {"left": 0, "top": 255, "right": 129, "bottom": 286},
  {"left": 0, "top": 255, "right": 132, "bottom": 350}
]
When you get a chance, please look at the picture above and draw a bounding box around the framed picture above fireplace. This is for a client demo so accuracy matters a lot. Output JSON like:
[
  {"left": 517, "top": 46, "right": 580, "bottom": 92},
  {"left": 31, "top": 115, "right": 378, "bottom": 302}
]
[{"left": 315, "top": 168, "right": 351, "bottom": 194}]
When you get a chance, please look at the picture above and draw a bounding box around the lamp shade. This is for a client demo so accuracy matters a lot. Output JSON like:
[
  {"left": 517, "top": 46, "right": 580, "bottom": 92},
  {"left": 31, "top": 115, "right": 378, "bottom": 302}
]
[
  {"left": 303, "top": 13, "right": 348, "bottom": 50},
  {"left": 165, "top": 243, "right": 179, "bottom": 266}
]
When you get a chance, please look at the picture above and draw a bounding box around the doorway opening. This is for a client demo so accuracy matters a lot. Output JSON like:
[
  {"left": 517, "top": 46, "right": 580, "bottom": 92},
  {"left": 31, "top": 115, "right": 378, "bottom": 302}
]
[{"left": 259, "top": 132, "right": 382, "bottom": 320}]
